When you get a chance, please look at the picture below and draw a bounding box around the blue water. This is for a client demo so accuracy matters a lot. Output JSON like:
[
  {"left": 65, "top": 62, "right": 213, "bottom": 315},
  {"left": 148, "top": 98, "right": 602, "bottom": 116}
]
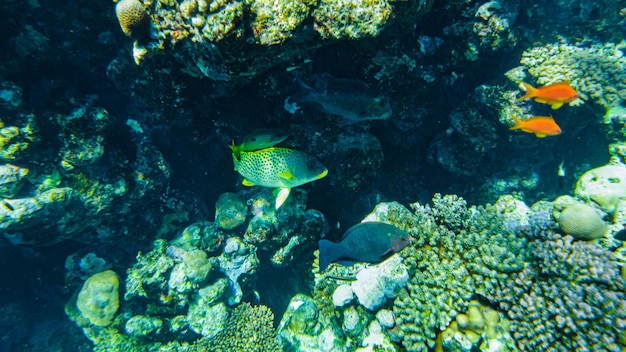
[{"left": 0, "top": 0, "right": 624, "bottom": 351}]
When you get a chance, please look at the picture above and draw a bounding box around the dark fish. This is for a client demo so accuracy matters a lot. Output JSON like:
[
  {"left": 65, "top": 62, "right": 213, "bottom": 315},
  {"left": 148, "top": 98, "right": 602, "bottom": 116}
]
[
  {"left": 614, "top": 228, "right": 626, "bottom": 241},
  {"left": 288, "top": 74, "right": 392, "bottom": 123},
  {"left": 318, "top": 222, "right": 412, "bottom": 272}
]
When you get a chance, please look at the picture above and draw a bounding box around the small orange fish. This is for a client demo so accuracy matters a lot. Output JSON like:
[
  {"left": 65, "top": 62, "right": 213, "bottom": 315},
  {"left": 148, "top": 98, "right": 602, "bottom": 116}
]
[
  {"left": 509, "top": 115, "right": 561, "bottom": 138},
  {"left": 516, "top": 81, "right": 579, "bottom": 109}
]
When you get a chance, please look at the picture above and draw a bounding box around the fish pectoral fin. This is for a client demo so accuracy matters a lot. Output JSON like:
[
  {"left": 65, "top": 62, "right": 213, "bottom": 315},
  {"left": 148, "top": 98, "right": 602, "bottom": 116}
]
[
  {"left": 381, "top": 248, "right": 395, "bottom": 257},
  {"left": 275, "top": 188, "right": 291, "bottom": 209},
  {"left": 279, "top": 170, "right": 295, "bottom": 181},
  {"left": 242, "top": 179, "right": 255, "bottom": 186},
  {"left": 550, "top": 102, "right": 564, "bottom": 109}
]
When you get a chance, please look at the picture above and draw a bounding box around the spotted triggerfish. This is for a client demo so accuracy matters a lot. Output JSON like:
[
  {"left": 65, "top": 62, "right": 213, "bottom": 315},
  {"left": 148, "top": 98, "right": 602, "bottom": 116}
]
[
  {"left": 318, "top": 222, "right": 412, "bottom": 272},
  {"left": 230, "top": 131, "right": 328, "bottom": 209}
]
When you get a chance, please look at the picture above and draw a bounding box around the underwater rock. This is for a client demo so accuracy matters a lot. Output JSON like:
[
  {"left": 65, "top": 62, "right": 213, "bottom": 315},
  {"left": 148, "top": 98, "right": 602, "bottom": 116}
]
[
  {"left": 557, "top": 202, "right": 606, "bottom": 240},
  {"left": 0, "top": 118, "right": 38, "bottom": 161},
  {"left": 76, "top": 270, "right": 120, "bottom": 327},
  {"left": 215, "top": 192, "right": 248, "bottom": 229},
  {"left": 0, "top": 163, "right": 28, "bottom": 198},
  {"left": 171, "top": 221, "right": 225, "bottom": 253},
  {"left": 0, "top": 81, "right": 23, "bottom": 111},
  {"left": 350, "top": 254, "right": 409, "bottom": 311},
  {"left": 575, "top": 161, "right": 626, "bottom": 213},
  {"left": 277, "top": 293, "right": 345, "bottom": 351},
  {"left": 332, "top": 284, "right": 354, "bottom": 308},
  {"left": 125, "top": 315, "right": 163, "bottom": 337},
  {"left": 0, "top": 188, "right": 84, "bottom": 244},
  {"left": 217, "top": 236, "right": 259, "bottom": 305},
  {"left": 187, "top": 300, "right": 228, "bottom": 338}
]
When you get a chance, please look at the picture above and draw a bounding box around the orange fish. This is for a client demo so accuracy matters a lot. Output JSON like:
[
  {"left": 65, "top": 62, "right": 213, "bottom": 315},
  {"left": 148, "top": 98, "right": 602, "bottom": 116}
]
[
  {"left": 509, "top": 115, "right": 561, "bottom": 138},
  {"left": 516, "top": 81, "right": 579, "bottom": 109}
]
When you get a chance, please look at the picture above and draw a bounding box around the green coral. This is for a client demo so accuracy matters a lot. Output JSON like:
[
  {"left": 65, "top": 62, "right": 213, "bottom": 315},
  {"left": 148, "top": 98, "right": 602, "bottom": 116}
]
[
  {"left": 76, "top": 270, "right": 121, "bottom": 327},
  {"left": 519, "top": 41, "right": 626, "bottom": 112},
  {"left": 250, "top": 0, "right": 315, "bottom": 45},
  {"left": 393, "top": 194, "right": 527, "bottom": 351},
  {"left": 312, "top": 0, "right": 392, "bottom": 40},
  {"left": 192, "top": 302, "right": 282, "bottom": 351}
]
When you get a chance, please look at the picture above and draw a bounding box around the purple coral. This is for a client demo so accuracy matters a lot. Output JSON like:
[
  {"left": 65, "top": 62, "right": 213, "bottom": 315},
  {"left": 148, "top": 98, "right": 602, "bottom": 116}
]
[{"left": 491, "top": 231, "right": 626, "bottom": 351}]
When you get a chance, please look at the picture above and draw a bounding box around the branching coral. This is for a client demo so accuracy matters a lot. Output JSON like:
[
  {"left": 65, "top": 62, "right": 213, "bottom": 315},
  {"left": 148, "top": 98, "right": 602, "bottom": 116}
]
[
  {"left": 393, "top": 194, "right": 528, "bottom": 351},
  {"left": 489, "top": 231, "right": 626, "bottom": 351},
  {"left": 193, "top": 302, "right": 281, "bottom": 351}
]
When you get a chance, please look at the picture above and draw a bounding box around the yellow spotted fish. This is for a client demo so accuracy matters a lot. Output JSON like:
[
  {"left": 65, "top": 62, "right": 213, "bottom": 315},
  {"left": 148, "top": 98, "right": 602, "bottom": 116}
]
[{"left": 230, "top": 132, "right": 328, "bottom": 209}]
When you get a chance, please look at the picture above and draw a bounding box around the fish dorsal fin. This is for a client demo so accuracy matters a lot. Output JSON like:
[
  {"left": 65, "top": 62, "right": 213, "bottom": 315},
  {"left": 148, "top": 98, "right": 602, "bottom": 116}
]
[
  {"left": 242, "top": 178, "right": 255, "bottom": 186},
  {"left": 242, "top": 130, "right": 288, "bottom": 151}
]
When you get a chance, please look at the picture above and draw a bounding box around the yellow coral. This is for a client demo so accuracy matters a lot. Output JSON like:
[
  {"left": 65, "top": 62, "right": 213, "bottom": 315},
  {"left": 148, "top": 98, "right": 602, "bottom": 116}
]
[
  {"left": 76, "top": 270, "right": 120, "bottom": 327},
  {"left": 115, "top": 0, "right": 150, "bottom": 39}
]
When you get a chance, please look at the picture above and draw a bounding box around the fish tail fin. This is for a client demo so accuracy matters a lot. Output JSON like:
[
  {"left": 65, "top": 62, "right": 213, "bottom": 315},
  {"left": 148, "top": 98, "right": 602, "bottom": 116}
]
[
  {"left": 229, "top": 140, "right": 242, "bottom": 160},
  {"left": 509, "top": 116, "right": 523, "bottom": 130},
  {"left": 318, "top": 239, "right": 336, "bottom": 272},
  {"left": 516, "top": 82, "right": 537, "bottom": 101}
]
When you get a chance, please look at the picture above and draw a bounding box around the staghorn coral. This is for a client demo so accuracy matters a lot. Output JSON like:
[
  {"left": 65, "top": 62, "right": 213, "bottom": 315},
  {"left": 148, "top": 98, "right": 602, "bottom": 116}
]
[
  {"left": 519, "top": 41, "right": 626, "bottom": 112},
  {"left": 489, "top": 231, "right": 626, "bottom": 351},
  {"left": 392, "top": 194, "right": 527, "bottom": 351},
  {"left": 115, "top": 0, "right": 151, "bottom": 39},
  {"left": 193, "top": 302, "right": 281, "bottom": 351}
]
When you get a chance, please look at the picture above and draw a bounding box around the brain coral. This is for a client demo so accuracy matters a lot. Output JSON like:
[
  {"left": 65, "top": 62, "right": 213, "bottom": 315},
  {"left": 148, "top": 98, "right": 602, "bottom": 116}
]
[
  {"left": 557, "top": 202, "right": 606, "bottom": 240},
  {"left": 115, "top": 0, "right": 151, "bottom": 39}
]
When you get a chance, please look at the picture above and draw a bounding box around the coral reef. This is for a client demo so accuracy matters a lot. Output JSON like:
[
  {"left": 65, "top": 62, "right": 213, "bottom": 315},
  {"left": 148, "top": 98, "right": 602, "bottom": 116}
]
[
  {"left": 75, "top": 270, "right": 121, "bottom": 327},
  {"left": 575, "top": 160, "right": 626, "bottom": 213},
  {"left": 115, "top": 0, "right": 151, "bottom": 39},
  {"left": 555, "top": 202, "right": 606, "bottom": 240},
  {"left": 519, "top": 41, "right": 626, "bottom": 112},
  {"left": 490, "top": 230, "right": 626, "bottom": 351},
  {"left": 312, "top": 0, "right": 393, "bottom": 40},
  {"left": 192, "top": 302, "right": 281, "bottom": 351},
  {"left": 392, "top": 194, "right": 527, "bottom": 351},
  {"left": 439, "top": 300, "right": 512, "bottom": 351}
]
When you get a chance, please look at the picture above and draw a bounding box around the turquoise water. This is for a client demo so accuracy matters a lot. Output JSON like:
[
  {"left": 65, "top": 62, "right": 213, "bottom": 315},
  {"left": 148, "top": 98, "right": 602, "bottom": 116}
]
[{"left": 0, "top": 0, "right": 625, "bottom": 351}]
